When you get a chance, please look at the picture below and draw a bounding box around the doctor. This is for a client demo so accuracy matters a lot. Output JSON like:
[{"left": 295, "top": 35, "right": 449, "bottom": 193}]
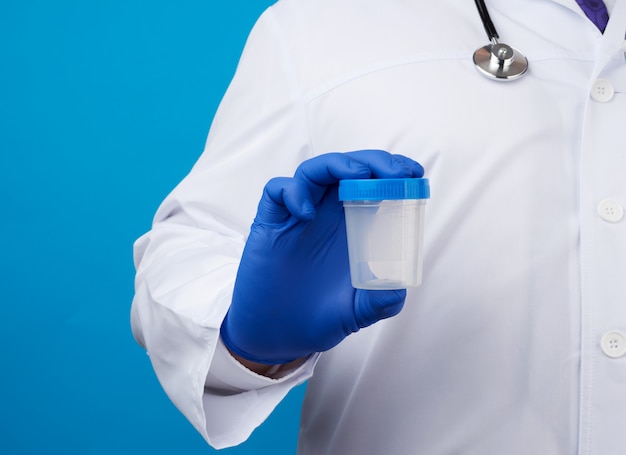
[{"left": 131, "top": 0, "right": 626, "bottom": 453}]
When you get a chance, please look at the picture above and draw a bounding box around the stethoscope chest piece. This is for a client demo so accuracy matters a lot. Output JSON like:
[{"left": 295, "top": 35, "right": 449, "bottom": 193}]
[
  {"left": 473, "top": 42, "right": 528, "bottom": 81},
  {"left": 472, "top": 0, "right": 528, "bottom": 81}
]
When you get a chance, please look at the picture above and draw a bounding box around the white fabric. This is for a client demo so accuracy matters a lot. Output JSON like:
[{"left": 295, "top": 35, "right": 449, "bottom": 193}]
[
  {"left": 606, "top": 0, "right": 617, "bottom": 13},
  {"left": 131, "top": 0, "right": 626, "bottom": 453}
]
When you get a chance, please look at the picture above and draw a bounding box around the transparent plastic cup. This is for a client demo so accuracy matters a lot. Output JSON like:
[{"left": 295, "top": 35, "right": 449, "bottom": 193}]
[{"left": 338, "top": 178, "right": 430, "bottom": 290}]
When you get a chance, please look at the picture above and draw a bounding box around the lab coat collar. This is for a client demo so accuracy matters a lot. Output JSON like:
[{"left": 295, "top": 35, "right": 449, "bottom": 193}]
[
  {"left": 596, "top": 0, "right": 626, "bottom": 76},
  {"left": 547, "top": 0, "right": 625, "bottom": 28},
  {"left": 544, "top": 0, "right": 626, "bottom": 77}
]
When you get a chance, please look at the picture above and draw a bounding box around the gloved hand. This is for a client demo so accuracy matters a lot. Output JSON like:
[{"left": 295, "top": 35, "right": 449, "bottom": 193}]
[{"left": 220, "top": 150, "right": 424, "bottom": 364}]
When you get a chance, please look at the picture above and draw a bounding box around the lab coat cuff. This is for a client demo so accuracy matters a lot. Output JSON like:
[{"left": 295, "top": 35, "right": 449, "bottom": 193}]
[{"left": 205, "top": 336, "right": 318, "bottom": 392}]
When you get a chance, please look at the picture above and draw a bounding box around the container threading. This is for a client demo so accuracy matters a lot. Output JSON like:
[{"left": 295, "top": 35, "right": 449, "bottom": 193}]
[{"left": 338, "top": 178, "right": 430, "bottom": 201}]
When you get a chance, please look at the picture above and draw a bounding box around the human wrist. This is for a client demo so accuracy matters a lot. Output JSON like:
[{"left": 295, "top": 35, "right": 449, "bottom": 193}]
[{"left": 227, "top": 348, "right": 308, "bottom": 378}]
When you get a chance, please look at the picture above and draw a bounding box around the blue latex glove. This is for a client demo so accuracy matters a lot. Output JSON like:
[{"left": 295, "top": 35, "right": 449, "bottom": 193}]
[{"left": 221, "top": 150, "right": 424, "bottom": 364}]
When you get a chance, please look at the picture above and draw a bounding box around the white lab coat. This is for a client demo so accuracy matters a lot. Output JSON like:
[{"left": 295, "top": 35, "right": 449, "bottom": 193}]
[{"left": 131, "top": 0, "right": 626, "bottom": 453}]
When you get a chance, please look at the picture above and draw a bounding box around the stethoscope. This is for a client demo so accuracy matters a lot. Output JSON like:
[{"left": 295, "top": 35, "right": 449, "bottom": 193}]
[{"left": 473, "top": 0, "right": 529, "bottom": 81}]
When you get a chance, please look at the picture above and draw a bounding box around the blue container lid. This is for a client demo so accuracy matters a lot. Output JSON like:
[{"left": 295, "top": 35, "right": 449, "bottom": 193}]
[{"left": 338, "top": 178, "right": 430, "bottom": 201}]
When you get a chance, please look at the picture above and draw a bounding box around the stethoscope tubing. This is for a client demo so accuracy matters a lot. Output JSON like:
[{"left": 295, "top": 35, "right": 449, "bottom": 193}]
[{"left": 474, "top": 0, "right": 500, "bottom": 42}]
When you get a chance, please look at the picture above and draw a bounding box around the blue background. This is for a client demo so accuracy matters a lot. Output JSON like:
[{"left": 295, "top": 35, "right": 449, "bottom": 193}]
[{"left": 0, "top": 1, "right": 307, "bottom": 453}]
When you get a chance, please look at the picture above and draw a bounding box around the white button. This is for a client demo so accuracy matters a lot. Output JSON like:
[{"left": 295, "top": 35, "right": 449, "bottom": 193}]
[
  {"left": 597, "top": 199, "right": 624, "bottom": 223},
  {"left": 601, "top": 331, "right": 626, "bottom": 358},
  {"left": 590, "top": 79, "right": 615, "bottom": 102}
]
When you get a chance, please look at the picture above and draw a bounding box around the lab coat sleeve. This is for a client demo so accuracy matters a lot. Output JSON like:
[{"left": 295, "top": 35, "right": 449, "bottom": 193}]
[{"left": 130, "top": 7, "right": 316, "bottom": 449}]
